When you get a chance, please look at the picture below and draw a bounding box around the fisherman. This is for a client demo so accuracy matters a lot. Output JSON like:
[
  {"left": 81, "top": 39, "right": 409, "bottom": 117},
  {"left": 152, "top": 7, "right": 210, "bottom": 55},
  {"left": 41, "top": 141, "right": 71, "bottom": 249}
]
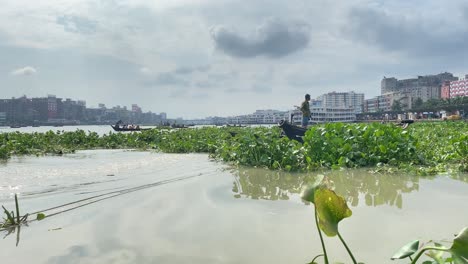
[
  {"left": 300, "top": 94, "right": 311, "bottom": 127},
  {"left": 115, "top": 120, "right": 123, "bottom": 128}
]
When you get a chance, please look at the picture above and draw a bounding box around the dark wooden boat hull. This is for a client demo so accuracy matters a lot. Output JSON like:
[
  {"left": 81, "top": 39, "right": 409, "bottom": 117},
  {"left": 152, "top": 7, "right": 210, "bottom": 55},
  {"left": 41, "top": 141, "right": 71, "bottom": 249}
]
[
  {"left": 111, "top": 125, "right": 150, "bottom": 132},
  {"left": 278, "top": 120, "right": 307, "bottom": 143}
]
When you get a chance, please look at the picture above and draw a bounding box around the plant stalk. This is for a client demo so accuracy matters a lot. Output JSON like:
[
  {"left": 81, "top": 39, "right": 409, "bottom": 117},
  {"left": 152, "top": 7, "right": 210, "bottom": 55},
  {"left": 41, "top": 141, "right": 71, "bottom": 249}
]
[
  {"left": 315, "top": 208, "right": 329, "bottom": 264},
  {"left": 15, "top": 194, "right": 20, "bottom": 224},
  {"left": 337, "top": 231, "right": 358, "bottom": 264},
  {"left": 410, "top": 247, "right": 450, "bottom": 264},
  {"left": 310, "top": 254, "right": 324, "bottom": 264}
]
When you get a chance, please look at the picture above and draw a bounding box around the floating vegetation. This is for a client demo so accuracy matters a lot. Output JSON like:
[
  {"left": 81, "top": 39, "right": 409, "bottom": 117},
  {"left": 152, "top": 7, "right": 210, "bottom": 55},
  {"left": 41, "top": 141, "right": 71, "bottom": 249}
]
[{"left": 0, "top": 122, "right": 467, "bottom": 173}]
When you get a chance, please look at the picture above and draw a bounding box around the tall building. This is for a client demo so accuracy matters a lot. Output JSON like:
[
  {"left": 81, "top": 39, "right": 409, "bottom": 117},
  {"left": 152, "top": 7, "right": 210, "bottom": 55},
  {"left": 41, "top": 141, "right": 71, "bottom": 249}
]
[
  {"left": 441, "top": 81, "right": 451, "bottom": 99},
  {"left": 0, "top": 112, "right": 6, "bottom": 126},
  {"left": 449, "top": 75, "right": 468, "bottom": 98},
  {"left": 316, "top": 91, "right": 364, "bottom": 114},
  {"left": 381, "top": 72, "right": 458, "bottom": 101}
]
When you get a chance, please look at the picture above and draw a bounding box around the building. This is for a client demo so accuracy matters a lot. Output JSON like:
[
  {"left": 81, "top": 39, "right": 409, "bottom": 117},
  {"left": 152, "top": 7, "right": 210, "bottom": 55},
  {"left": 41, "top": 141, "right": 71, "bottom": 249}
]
[
  {"left": 132, "top": 104, "right": 142, "bottom": 113},
  {"left": 449, "top": 75, "right": 468, "bottom": 98},
  {"left": 0, "top": 112, "right": 6, "bottom": 126},
  {"left": 363, "top": 92, "right": 412, "bottom": 113},
  {"left": 441, "top": 81, "right": 451, "bottom": 99},
  {"left": 0, "top": 96, "right": 34, "bottom": 124},
  {"left": 381, "top": 72, "right": 458, "bottom": 101},
  {"left": 363, "top": 95, "right": 390, "bottom": 113},
  {"left": 316, "top": 91, "right": 364, "bottom": 114}
]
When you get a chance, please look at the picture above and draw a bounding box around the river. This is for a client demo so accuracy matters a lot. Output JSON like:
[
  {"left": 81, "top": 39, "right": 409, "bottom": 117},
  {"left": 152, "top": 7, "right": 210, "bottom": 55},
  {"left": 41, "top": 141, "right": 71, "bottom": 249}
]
[{"left": 0, "top": 150, "right": 467, "bottom": 263}]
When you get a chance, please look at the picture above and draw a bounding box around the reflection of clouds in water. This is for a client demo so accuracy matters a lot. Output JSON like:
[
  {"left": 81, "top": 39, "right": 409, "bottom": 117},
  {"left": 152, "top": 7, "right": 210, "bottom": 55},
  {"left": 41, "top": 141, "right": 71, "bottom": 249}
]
[
  {"left": 47, "top": 244, "right": 140, "bottom": 264},
  {"left": 0, "top": 150, "right": 186, "bottom": 200},
  {"left": 47, "top": 244, "right": 234, "bottom": 264},
  {"left": 231, "top": 167, "right": 424, "bottom": 209}
]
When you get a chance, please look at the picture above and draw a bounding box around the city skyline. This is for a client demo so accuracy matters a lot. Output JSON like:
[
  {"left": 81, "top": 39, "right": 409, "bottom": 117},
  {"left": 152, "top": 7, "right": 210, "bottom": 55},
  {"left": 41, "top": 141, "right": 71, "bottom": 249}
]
[{"left": 2, "top": 0, "right": 468, "bottom": 118}]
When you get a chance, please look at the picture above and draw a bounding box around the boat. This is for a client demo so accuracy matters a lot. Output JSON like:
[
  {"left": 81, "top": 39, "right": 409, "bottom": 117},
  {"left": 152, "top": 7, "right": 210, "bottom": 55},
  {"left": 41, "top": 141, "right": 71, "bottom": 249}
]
[
  {"left": 278, "top": 119, "right": 414, "bottom": 143},
  {"left": 10, "top": 125, "right": 22, "bottom": 128},
  {"left": 110, "top": 125, "right": 151, "bottom": 132},
  {"left": 171, "top": 124, "right": 189, "bottom": 129},
  {"left": 278, "top": 120, "right": 307, "bottom": 143},
  {"left": 226, "top": 124, "right": 246, "bottom": 127}
]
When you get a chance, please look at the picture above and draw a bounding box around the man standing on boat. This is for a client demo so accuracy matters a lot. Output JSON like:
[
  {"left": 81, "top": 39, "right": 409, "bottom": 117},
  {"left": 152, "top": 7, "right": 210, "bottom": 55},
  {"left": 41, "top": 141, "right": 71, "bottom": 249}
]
[{"left": 300, "top": 94, "right": 311, "bottom": 127}]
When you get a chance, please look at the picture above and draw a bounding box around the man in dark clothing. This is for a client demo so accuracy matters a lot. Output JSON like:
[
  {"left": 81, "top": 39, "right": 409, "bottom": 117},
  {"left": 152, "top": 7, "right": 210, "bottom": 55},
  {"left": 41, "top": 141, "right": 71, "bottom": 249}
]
[{"left": 300, "top": 94, "right": 311, "bottom": 127}]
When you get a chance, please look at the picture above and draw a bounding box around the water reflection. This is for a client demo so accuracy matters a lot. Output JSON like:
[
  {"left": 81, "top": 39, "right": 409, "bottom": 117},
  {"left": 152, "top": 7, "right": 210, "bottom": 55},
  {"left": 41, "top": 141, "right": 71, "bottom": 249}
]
[{"left": 231, "top": 168, "right": 426, "bottom": 209}]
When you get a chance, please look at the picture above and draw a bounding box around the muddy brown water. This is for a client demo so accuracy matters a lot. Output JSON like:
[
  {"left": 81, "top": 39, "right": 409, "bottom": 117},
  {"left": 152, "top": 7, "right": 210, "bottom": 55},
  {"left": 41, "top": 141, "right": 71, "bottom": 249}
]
[{"left": 0, "top": 150, "right": 467, "bottom": 263}]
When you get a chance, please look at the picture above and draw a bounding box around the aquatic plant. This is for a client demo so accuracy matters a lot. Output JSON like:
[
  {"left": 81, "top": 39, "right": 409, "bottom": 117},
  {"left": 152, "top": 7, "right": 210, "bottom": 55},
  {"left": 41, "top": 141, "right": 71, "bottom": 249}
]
[
  {"left": 301, "top": 177, "right": 468, "bottom": 264},
  {"left": 391, "top": 228, "right": 468, "bottom": 264},
  {"left": 301, "top": 176, "right": 356, "bottom": 264},
  {"left": 0, "top": 122, "right": 467, "bottom": 173}
]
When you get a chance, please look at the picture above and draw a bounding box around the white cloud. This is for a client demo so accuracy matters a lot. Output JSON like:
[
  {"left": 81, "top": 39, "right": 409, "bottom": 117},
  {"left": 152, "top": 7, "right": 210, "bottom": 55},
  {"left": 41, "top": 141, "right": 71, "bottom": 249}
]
[
  {"left": 139, "top": 67, "right": 152, "bottom": 75},
  {"left": 10, "top": 66, "right": 37, "bottom": 76}
]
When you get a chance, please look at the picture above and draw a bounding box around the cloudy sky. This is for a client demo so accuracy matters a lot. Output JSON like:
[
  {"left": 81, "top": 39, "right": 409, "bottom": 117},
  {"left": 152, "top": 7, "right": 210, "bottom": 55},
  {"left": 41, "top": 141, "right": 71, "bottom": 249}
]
[{"left": 1, "top": 0, "right": 467, "bottom": 118}]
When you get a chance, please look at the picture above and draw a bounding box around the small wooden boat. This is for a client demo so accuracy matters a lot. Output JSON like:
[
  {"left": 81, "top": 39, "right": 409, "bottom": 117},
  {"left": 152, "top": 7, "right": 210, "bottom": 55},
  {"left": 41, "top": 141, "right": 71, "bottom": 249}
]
[
  {"left": 278, "top": 120, "right": 307, "bottom": 143},
  {"left": 110, "top": 125, "right": 150, "bottom": 132},
  {"left": 226, "top": 124, "right": 246, "bottom": 127},
  {"left": 171, "top": 124, "right": 189, "bottom": 129}
]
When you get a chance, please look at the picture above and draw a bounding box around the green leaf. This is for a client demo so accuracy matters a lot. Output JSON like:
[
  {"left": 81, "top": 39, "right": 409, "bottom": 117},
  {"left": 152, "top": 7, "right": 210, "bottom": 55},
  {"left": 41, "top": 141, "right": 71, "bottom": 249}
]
[
  {"left": 391, "top": 240, "right": 419, "bottom": 260},
  {"left": 450, "top": 227, "right": 468, "bottom": 264},
  {"left": 314, "top": 188, "right": 352, "bottom": 237},
  {"left": 300, "top": 174, "right": 325, "bottom": 204},
  {"left": 36, "top": 213, "right": 46, "bottom": 221}
]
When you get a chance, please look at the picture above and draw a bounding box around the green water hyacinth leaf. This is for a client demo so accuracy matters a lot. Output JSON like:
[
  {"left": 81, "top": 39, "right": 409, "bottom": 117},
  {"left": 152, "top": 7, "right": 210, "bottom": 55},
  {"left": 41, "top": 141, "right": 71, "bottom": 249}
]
[
  {"left": 391, "top": 240, "right": 419, "bottom": 260},
  {"left": 36, "top": 213, "right": 46, "bottom": 221},
  {"left": 314, "top": 188, "right": 352, "bottom": 237},
  {"left": 300, "top": 174, "right": 325, "bottom": 204},
  {"left": 450, "top": 227, "right": 468, "bottom": 264}
]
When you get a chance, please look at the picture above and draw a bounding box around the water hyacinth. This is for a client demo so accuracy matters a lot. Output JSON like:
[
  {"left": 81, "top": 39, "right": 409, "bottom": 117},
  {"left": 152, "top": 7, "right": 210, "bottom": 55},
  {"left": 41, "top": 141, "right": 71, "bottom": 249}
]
[{"left": 0, "top": 122, "right": 466, "bottom": 173}]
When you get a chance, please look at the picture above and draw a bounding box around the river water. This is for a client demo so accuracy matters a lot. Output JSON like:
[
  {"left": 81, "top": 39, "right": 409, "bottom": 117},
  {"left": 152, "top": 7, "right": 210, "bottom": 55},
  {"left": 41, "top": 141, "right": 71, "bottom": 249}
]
[
  {"left": 0, "top": 125, "right": 130, "bottom": 135},
  {"left": 0, "top": 150, "right": 467, "bottom": 264}
]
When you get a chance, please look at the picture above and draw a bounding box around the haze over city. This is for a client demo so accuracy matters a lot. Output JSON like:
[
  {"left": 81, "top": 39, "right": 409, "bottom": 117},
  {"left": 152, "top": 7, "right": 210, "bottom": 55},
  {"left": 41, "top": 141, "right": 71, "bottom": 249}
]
[{"left": 1, "top": 0, "right": 468, "bottom": 119}]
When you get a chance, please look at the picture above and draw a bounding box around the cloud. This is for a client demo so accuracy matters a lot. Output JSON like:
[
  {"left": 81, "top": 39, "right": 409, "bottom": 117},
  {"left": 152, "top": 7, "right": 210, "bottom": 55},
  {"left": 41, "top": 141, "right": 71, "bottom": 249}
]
[
  {"left": 251, "top": 84, "right": 272, "bottom": 93},
  {"left": 10, "top": 66, "right": 37, "bottom": 76},
  {"left": 174, "top": 65, "right": 211, "bottom": 75},
  {"left": 139, "top": 67, "right": 152, "bottom": 75},
  {"left": 210, "top": 18, "right": 311, "bottom": 58},
  {"left": 344, "top": 6, "right": 468, "bottom": 57},
  {"left": 145, "top": 72, "right": 189, "bottom": 87},
  {"left": 56, "top": 15, "right": 98, "bottom": 35}
]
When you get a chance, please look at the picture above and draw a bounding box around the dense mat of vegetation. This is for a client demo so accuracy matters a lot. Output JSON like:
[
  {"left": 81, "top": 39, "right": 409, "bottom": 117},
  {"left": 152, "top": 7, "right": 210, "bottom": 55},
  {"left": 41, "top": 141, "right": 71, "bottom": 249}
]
[{"left": 0, "top": 121, "right": 466, "bottom": 173}]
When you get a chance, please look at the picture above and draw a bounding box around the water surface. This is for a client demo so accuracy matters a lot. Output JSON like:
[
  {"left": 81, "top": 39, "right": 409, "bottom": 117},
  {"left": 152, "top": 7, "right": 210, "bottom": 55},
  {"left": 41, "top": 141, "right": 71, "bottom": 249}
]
[{"left": 0, "top": 150, "right": 467, "bottom": 264}]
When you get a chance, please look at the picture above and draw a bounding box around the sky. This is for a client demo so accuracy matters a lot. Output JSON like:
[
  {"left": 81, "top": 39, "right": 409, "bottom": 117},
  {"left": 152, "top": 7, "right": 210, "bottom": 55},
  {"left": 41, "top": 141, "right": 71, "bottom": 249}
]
[{"left": 1, "top": 0, "right": 467, "bottom": 119}]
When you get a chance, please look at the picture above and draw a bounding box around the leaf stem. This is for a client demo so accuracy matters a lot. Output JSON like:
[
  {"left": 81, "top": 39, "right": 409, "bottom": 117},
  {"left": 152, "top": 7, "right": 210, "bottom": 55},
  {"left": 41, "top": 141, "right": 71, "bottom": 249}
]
[
  {"left": 15, "top": 194, "right": 20, "bottom": 225},
  {"left": 310, "top": 254, "right": 324, "bottom": 263},
  {"left": 315, "top": 208, "right": 329, "bottom": 264},
  {"left": 337, "top": 231, "right": 358, "bottom": 264},
  {"left": 410, "top": 247, "right": 450, "bottom": 264}
]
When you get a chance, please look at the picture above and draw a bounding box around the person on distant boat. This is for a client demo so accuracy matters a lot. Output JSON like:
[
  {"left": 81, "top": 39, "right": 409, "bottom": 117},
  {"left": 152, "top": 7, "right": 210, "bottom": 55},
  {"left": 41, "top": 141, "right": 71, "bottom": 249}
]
[
  {"left": 300, "top": 94, "right": 311, "bottom": 127},
  {"left": 116, "top": 120, "right": 123, "bottom": 128}
]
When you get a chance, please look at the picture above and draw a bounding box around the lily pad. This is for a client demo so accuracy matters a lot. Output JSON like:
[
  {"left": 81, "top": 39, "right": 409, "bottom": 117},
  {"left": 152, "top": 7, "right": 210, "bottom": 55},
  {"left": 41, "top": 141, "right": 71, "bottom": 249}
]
[{"left": 314, "top": 188, "right": 352, "bottom": 237}]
